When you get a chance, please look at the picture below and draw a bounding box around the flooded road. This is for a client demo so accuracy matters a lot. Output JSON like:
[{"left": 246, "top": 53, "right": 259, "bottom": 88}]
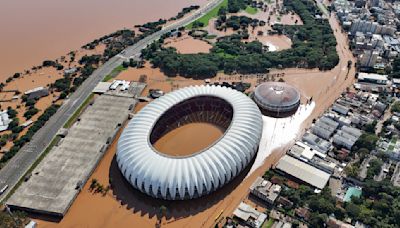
[{"left": 0, "top": 0, "right": 207, "bottom": 80}]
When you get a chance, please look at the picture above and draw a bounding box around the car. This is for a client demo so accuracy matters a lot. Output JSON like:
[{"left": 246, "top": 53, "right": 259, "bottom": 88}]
[{"left": 0, "top": 184, "right": 9, "bottom": 195}]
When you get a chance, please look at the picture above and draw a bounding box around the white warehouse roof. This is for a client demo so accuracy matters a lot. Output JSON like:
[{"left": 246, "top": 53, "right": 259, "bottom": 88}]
[
  {"left": 358, "top": 72, "right": 388, "bottom": 81},
  {"left": 116, "top": 85, "right": 263, "bottom": 200},
  {"left": 276, "top": 155, "right": 330, "bottom": 189}
]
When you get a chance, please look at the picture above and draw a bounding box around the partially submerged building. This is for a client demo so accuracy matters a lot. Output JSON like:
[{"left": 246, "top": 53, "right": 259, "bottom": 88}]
[{"left": 24, "top": 87, "right": 49, "bottom": 100}]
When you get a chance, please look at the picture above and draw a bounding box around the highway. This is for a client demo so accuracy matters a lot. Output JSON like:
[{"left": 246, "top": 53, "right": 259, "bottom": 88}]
[{"left": 0, "top": 0, "right": 223, "bottom": 202}]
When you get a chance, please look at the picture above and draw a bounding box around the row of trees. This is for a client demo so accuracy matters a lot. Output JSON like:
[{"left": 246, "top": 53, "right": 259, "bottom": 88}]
[
  {"left": 0, "top": 104, "right": 59, "bottom": 167},
  {"left": 173, "top": 5, "right": 200, "bottom": 20}
]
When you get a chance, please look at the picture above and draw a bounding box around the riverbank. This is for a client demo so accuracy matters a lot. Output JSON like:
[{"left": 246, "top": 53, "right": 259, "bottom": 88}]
[{"left": 0, "top": 0, "right": 208, "bottom": 81}]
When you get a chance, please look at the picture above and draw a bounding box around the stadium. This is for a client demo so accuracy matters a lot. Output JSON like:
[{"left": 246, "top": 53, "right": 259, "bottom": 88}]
[
  {"left": 253, "top": 82, "right": 301, "bottom": 118},
  {"left": 116, "top": 85, "right": 263, "bottom": 200}
]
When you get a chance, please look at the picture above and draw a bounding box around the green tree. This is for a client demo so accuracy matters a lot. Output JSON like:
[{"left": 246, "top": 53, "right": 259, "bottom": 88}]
[
  {"left": 7, "top": 108, "right": 17, "bottom": 119},
  {"left": 309, "top": 213, "right": 327, "bottom": 228},
  {"left": 345, "top": 203, "right": 361, "bottom": 218}
]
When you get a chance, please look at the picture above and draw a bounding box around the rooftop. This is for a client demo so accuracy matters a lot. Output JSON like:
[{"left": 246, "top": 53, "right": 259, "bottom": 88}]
[
  {"left": 275, "top": 155, "right": 331, "bottom": 189},
  {"left": 7, "top": 92, "right": 143, "bottom": 216},
  {"left": 254, "top": 82, "right": 300, "bottom": 108},
  {"left": 233, "top": 202, "right": 267, "bottom": 228},
  {"left": 24, "top": 87, "right": 48, "bottom": 95},
  {"left": 93, "top": 82, "right": 112, "bottom": 94},
  {"left": 358, "top": 72, "right": 388, "bottom": 81},
  {"left": 250, "top": 177, "right": 281, "bottom": 204}
]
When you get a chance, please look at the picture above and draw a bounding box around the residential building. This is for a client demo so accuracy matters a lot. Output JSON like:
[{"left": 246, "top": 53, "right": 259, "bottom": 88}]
[
  {"left": 249, "top": 177, "right": 281, "bottom": 205},
  {"left": 233, "top": 202, "right": 267, "bottom": 228}
]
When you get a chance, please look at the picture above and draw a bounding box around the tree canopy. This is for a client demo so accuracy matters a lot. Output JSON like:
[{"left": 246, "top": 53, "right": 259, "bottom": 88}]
[{"left": 141, "top": 0, "right": 339, "bottom": 79}]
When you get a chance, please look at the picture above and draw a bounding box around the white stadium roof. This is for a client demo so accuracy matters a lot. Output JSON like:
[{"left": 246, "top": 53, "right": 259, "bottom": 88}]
[{"left": 117, "top": 85, "right": 263, "bottom": 200}]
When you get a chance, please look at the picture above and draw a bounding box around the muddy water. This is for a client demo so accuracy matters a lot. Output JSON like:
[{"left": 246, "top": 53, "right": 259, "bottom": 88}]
[
  {"left": 0, "top": 0, "right": 207, "bottom": 80},
  {"left": 164, "top": 35, "right": 212, "bottom": 54},
  {"left": 153, "top": 123, "right": 223, "bottom": 156}
]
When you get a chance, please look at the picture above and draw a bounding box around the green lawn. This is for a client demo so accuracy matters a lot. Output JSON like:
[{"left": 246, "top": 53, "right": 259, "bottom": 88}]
[
  {"left": 262, "top": 218, "right": 274, "bottom": 228},
  {"left": 102, "top": 74, "right": 113, "bottom": 82},
  {"left": 112, "top": 65, "right": 127, "bottom": 77},
  {"left": 103, "top": 64, "right": 127, "bottom": 82},
  {"left": 245, "top": 6, "right": 258, "bottom": 15},
  {"left": 186, "top": 0, "right": 228, "bottom": 29}
]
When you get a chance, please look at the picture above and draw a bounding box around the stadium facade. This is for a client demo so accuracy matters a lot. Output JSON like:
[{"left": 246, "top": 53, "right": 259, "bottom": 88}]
[{"left": 117, "top": 85, "right": 263, "bottom": 200}]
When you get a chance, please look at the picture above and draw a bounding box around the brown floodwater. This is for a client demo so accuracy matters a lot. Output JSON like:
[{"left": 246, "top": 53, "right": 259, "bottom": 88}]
[
  {"left": 164, "top": 34, "right": 212, "bottom": 54},
  {"left": 0, "top": 0, "right": 207, "bottom": 81},
  {"left": 153, "top": 123, "right": 223, "bottom": 156}
]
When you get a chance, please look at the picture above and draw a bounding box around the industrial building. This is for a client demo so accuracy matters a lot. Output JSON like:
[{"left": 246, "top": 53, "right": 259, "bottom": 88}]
[
  {"left": 253, "top": 82, "right": 301, "bottom": 118},
  {"left": 311, "top": 116, "right": 339, "bottom": 140},
  {"left": 357, "top": 72, "right": 388, "bottom": 85},
  {"left": 332, "top": 126, "right": 363, "bottom": 150},
  {"left": 302, "top": 132, "right": 332, "bottom": 154},
  {"left": 275, "top": 155, "right": 331, "bottom": 189}
]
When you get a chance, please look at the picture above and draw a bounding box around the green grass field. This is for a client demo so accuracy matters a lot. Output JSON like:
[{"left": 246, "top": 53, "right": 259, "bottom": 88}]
[
  {"left": 102, "top": 74, "right": 113, "bottom": 82},
  {"left": 245, "top": 6, "right": 258, "bottom": 15},
  {"left": 186, "top": 0, "right": 228, "bottom": 29},
  {"left": 103, "top": 64, "right": 127, "bottom": 82}
]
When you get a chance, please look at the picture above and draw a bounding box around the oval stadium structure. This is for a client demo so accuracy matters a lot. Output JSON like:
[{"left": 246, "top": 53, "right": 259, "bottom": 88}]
[
  {"left": 253, "top": 82, "right": 301, "bottom": 118},
  {"left": 116, "top": 85, "right": 263, "bottom": 200}
]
